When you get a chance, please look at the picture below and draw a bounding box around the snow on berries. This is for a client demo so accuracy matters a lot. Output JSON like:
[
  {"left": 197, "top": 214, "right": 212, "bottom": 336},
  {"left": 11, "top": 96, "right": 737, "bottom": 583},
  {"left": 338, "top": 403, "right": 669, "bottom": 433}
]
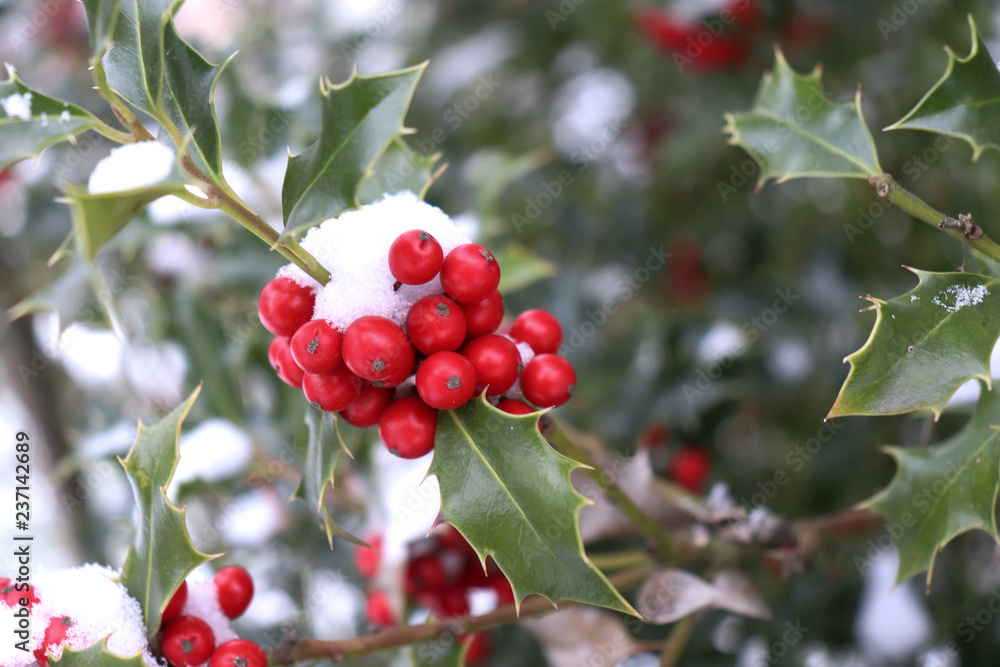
[{"left": 258, "top": 191, "right": 578, "bottom": 459}]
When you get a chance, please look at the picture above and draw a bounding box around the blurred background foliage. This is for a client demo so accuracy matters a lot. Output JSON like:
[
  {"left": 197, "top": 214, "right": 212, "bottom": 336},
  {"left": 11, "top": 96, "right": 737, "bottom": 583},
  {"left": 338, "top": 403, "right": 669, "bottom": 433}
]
[{"left": 4, "top": 0, "right": 1000, "bottom": 664}]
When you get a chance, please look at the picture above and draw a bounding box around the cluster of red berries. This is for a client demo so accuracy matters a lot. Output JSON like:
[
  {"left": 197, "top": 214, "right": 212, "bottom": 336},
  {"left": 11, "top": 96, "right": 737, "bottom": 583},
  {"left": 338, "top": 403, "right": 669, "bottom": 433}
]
[
  {"left": 1, "top": 579, "right": 62, "bottom": 666},
  {"left": 261, "top": 231, "right": 577, "bottom": 458},
  {"left": 159, "top": 566, "right": 264, "bottom": 667},
  {"left": 355, "top": 527, "right": 510, "bottom": 664}
]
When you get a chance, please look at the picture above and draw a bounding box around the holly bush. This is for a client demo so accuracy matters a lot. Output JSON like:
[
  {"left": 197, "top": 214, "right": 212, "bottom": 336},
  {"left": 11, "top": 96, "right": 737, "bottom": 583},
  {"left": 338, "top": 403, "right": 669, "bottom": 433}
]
[{"left": 7, "top": 0, "right": 1000, "bottom": 665}]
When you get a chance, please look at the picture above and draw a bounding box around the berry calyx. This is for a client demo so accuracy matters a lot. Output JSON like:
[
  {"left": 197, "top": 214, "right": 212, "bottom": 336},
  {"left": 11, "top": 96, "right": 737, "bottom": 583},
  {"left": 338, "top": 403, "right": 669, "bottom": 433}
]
[
  {"left": 208, "top": 639, "right": 267, "bottom": 667},
  {"left": 354, "top": 532, "right": 382, "bottom": 579},
  {"left": 340, "top": 384, "right": 395, "bottom": 428},
  {"left": 268, "top": 337, "right": 305, "bottom": 388},
  {"left": 460, "top": 335, "right": 521, "bottom": 396},
  {"left": 342, "top": 316, "right": 416, "bottom": 384},
  {"left": 33, "top": 615, "right": 74, "bottom": 666},
  {"left": 460, "top": 290, "right": 504, "bottom": 338},
  {"left": 415, "top": 351, "right": 477, "bottom": 409},
  {"left": 388, "top": 230, "right": 444, "bottom": 285},
  {"left": 510, "top": 309, "right": 562, "bottom": 354},
  {"left": 378, "top": 396, "right": 438, "bottom": 459},
  {"left": 520, "top": 354, "right": 576, "bottom": 408},
  {"left": 162, "top": 580, "right": 188, "bottom": 623},
  {"left": 302, "top": 364, "right": 362, "bottom": 412},
  {"left": 440, "top": 244, "right": 501, "bottom": 304},
  {"left": 406, "top": 295, "right": 467, "bottom": 355},
  {"left": 366, "top": 589, "right": 396, "bottom": 627},
  {"left": 161, "top": 615, "right": 215, "bottom": 667},
  {"left": 258, "top": 277, "right": 315, "bottom": 337},
  {"left": 214, "top": 565, "right": 255, "bottom": 619},
  {"left": 290, "top": 319, "right": 343, "bottom": 374},
  {"left": 666, "top": 445, "right": 713, "bottom": 494}
]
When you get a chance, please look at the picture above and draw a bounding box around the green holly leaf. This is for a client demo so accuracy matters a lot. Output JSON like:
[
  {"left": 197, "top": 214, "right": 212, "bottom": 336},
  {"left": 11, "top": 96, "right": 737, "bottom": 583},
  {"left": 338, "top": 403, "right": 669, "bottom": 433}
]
[
  {"left": 119, "top": 387, "right": 216, "bottom": 636},
  {"left": 723, "top": 49, "right": 882, "bottom": 185},
  {"left": 0, "top": 67, "right": 100, "bottom": 171},
  {"left": 828, "top": 269, "right": 1000, "bottom": 419},
  {"left": 866, "top": 385, "right": 1000, "bottom": 587},
  {"left": 60, "top": 174, "right": 191, "bottom": 259},
  {"left": 51, "top": 639, "right": 148, "bottom": 667},
  {"left": 430, "top": 396, "right": 637, "bottom": 616},
  {"left": 359, "top": 137, "right": 441, "bottom": 204},
  {"left": 494, "top": 243, "right": 557, "bottom": 294},
  {"left": 281, "top": 64, "right": 425, "bottom": 237},
  {"left": 102, "top": 0, "right": 177, "bottom": 117},
  {"left": 887, "top": 17, "right": 1000, "bottom": 160},
  {"left": 81, "top": 0, "right": 123, "bottom": 55},
  {"left": 292, "top": 410, "right": 365, "bottom": 547}
]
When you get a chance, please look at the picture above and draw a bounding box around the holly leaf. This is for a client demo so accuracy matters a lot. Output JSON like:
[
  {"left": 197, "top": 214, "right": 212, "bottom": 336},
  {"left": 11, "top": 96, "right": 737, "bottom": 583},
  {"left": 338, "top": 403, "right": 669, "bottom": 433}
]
[
  {"left": 81, "top": 0, "right": 123, "bottom": 55},
  {"left": 723, "top": 48, "right": 882, "bottom": 185},
  {"left": 60, "top": 175, "right": 191, "bottom": 259},
  {"left": 887, "top": 17, "right": 1000, "bottom": 160},
  {"left": 359, "top": 137, "right": 441, "bottom": 204},
  {"left": 429, "top": 396, "right": 637, "bottom": 616},
  {"left": 292, "top": 410, "right": 364, "bottom": 547},
  {"left": 866, "top": 385, "right": 1000, "bottom": 587},
  {"left": 101, "top": 0, "right": 177, "bottom": 117},
  {"left": 51, "top": 639, "right": 148, "bottom": 667},
  {"left": 119, "top": 387, "right": 216, "bottom": 636},
  {"left": 0, "top": 66, "right": 100, "bottom": 171},
  {"left": 281, "top": 64, "right": 425, "bottom": 237},
  {"left": 162, "top": 19, "right": 231, "bottom": 180},
  {"left": 828, "top": 269, "right": 1000, "bottom": 419}
]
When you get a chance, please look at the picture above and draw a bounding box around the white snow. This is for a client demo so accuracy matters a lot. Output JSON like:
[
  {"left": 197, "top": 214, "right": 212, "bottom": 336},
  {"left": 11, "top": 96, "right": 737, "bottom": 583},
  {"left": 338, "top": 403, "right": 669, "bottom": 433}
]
[
  {"left": 179, "top": 578, "right": 238, "bottom": 650},
  {"left": 854, "top": 549, "right": 932, "bottom": 662},
  {"left": 931, "top": 284, "right": 989, "bottom": 313},
  {"left": 910, "top": 295, "right": 919, "bottom": 302},
  {"left": 503, "top": 339, "right": 536, "bottom": 400},
  {"left": 0, "top": 564, "right": 158, "bottom": 666},
  {"left": 88, "top": 142, "right": 176, "bottom": 194},
  {"left": 374, "top": 444, "right": 440, "bottom": 570},
  {"left": 59, "top": 110, "right": 70, "bottom": 123},
  {"left": 58, "top": 325, "right": 125, "bottom": 388},
  {"left": 2, "top": 92, "right": 32, "bottom": 121},
  {"left": 284, "top": 191, "right": 471, "bottom": 330},
  {"left": 169, "top": 419, "right": 254, "bottom": 497}
]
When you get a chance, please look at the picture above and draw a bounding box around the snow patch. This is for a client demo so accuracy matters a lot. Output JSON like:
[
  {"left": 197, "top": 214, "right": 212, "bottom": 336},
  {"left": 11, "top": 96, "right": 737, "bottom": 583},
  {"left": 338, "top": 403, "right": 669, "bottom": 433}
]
[
  {"left": 2, "top": 92, "right": 32, "bottom": 121},
  {"left": 931, "top": 284, "right": 989, "bottom": 313},
  {"left": 169, "top": 419, "right": 254, "bottom": 497},
  {"left": 180, "top": 579, "right": 238, "bottom": 648},
  {"left": 88, "top": 141, "right": 176, "bottom": 194}
]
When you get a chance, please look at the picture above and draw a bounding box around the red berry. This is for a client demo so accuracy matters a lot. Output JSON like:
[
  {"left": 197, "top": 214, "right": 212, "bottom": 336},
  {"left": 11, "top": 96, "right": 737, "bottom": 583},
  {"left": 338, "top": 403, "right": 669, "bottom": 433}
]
[
  {"left": 459, "top": 558, "right": 491, "bottom": 588},
  {"left": 440, "top": 244, "right": 501, "bottom": 304},
  {"left": 258, "top": 277, "right": 315, "bottom": 337},
  {"left": 460, "top": 335, "right": 521, "bottom": 397},
  {"left": 2, "top": 582, "right": 39, "bottom": 609},
  {"left": 463, "top": 632, "right": 492, "bottom": 665},
  {"left": 406, "top": 295, "right": 467, "bottom": 355},
  {"left": 366, "top": 589, "right": 396, "bottom": 627},
  {"left": 378, "top": 396, "right": 438, "bottom": 459},
  {"left": 497, "top": 398, "right": 534, "bottom": 415},
  {"left": 388, "top": 230, "right": 444, "bottom": 285},
  {"left": 405, "top": 554, "right": 447, "bottom": 596},
  {"left": 354, "top": 533, "right": 382, "bottom": 579},
  {"left": 268, "top": 337, "right": 305, "bottom": 388},
  {"left": 342, "top": 316, "right": 416, "bottom": 385},
  {"left": 340, "top": 384, "right": 395, "bottom": 428},
  {"left": 162, "top": 580, "right": 188, "bottom": 623},
  {"left": 214, "top": 565, "right": 254, "bottom": 619},
  {"left": 416, "top": 351, "right": 477, "bottom": 410},
  {"left": 209, "top": 639, "right": 267, "bottom": 667},
  {"left": 434, "top": 525, "right": 474, "bottom": 556},
  {"left": 432, "top": 586, "right": 470, "bottom": 618},
  {"left": 161, "top": 615, "right": 215, "bottom": 667},
  {"left": 520, "top": 354, "right": 575, "bottom": 408},
  {"left": 489, "top": 567, "right": 515, "bottom": 606},
  {"left": 510, "top": 309, "right": 562, "bottom": 354},
  {"left": 303, "top": 364, "right": 362, "bottom": 412},
  {"left": 33, "top": 615, "right": 74, "bottom": 666},
  {"left": 460, "top": 291, "right": 504, "bottom": 338},
  {"left": 290, "top": 319, "right": 343, "bottom": 374},
  {"left": 666, "top": 445, "right": 713, "bottom": 494}
]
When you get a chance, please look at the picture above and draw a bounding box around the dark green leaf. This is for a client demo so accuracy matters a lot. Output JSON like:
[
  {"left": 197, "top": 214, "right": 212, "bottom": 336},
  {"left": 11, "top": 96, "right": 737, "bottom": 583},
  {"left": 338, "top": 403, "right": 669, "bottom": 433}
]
[
  {"left": 887, "top": 17, "right": 1000, "bottom": 160},
  {"left": 359, "top": 137, "right": 441, "bottom": 204},
  {"left": 81, "top": 0, "right": 123, "bottom": 55},
  {"left": 51, "top": 639, "right": 148, "bottom": 667},
  {"left": 0, "top": 67, "right": 100, "bottom": 171},
  {"left": 866, "top": 385, "right": 1000, "bottom": 587},
  {"left": 723, "top": 49, "right": 881, "bottom": 184},
  {"left": 102, "top": 0, "right": 177, "bottom": 116},
  {"left": 162, "top": 19, "right": 230, "bottom": 179},
  {"left": 429, "top": 395, "right": 637, "bottom": 616},
  {"left": 828, "top": 269, "right": 1000, "bottom": 419},
  {"left": 495, "top": 243, "right": 557, "bottom": 294},
  {"left": 119, "top": 387, "right": 216, "bottom": 636},
  {"left": 281, "top": 64, "right": 425, "bottom": 236}
]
